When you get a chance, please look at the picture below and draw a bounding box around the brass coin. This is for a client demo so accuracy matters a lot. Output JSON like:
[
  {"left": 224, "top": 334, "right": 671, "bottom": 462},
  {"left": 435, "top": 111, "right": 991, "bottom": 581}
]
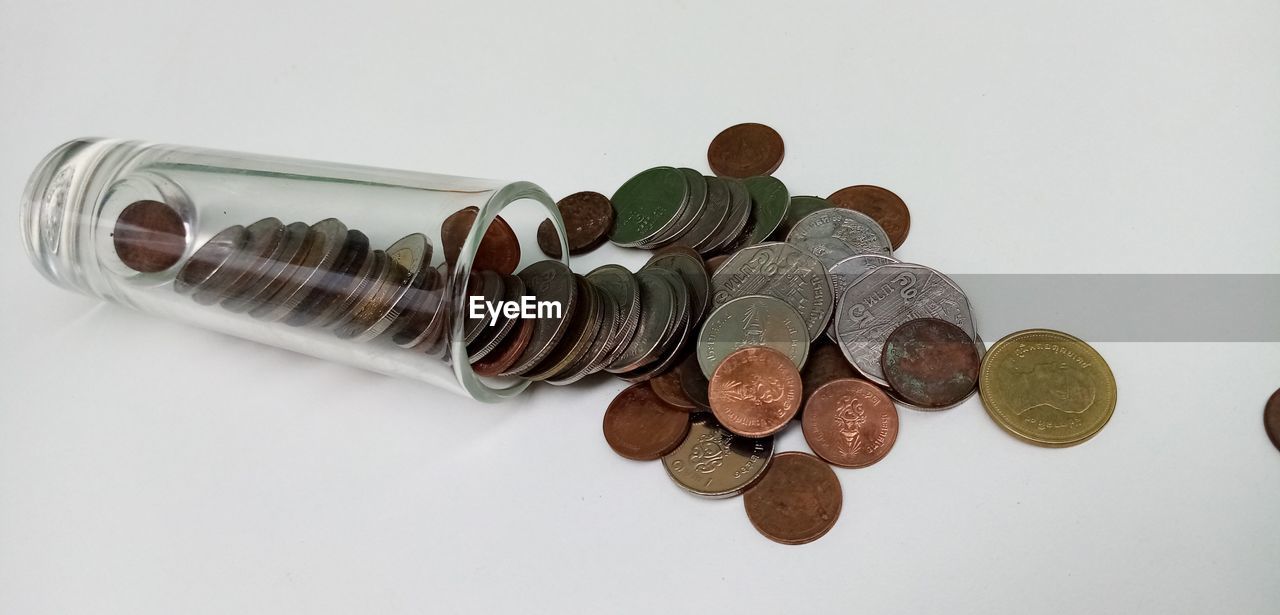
[
  {"left": 339, "top": 233, "right": 430, "bottom": 342},
  {"left": 828, "top": 185, "right": 911, "bottom": 250},
  {"left": 802, "top": 379, "right": 899, "bottom": 468},
  {"left": 1264, "top": 389, "right": 1280, "bottom": 453},
  {"left": 979, "top": 329, "right": 1117, "bottom": 447},
  {"left": 603, "top": 383, "right": 692, "bottom": 461},
  {"left": 662, "top": 413, "right": 774, "bottom": 498},
  {"left": 113, "top": 199, "right": 188, "bottom": 273},
  {"left": 743, "top": 452, "right": 842, "bottom": 545},
  {"left": 440, "top": 206, "right": 521, "bottom": 275},
  {"left": 709, "top": 347, "right": 803, "bottom": 438},
  {"left": 707, "top": 122, "right": 785, "bottom": 178},
  {"left": 501, "top": 260, "right": 579, "bottom": 376},
  {"left": 882, "top": 318, "right": 979, "bottom": 409},
  {"left": 317, "top": 249, "right": 385, "bottom": 328},
  {"left": 651, "top": 367, "right": 697, "bottom": 410},
  {"left": 537, "top": 191, "right": 613, "bottom": 258}
]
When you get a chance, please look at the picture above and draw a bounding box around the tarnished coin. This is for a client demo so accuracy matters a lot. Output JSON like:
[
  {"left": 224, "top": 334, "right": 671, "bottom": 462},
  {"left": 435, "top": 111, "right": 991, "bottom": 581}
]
[
  {"left": 709, "top": 347, "right": 803, "bottom": 437},
  {"left": 440, "top": 206, "right": 521, "bottom": 275},
  {"left": 743, "top": 452, "right": 842, "bottom": 545},
  {"left": 196, "top": 218, "right": 285, "bottom": 306},
  {"left": 644, "top": 246, "right": 711, "bottom": 323},
  {"left": 523, "top": 277, "right": 602, "bottom": 381},
  {"left": 678, "top": 354, "right": 711, "bottom": 410},
  {"left": 676, "top": 176, "right": 732, "bottom": 252},
  {"left": 802, "top": 379, "right": 899, "bottom": 468},
  {"left": 222, "top": 221, "right": 311, "bottom": 313},
  {"left": 251, "top": 218, "right": 349, "bottom": 321},
  {"left": 546, "top": 286, "right": 620, "bottom": 385},
  {"left": 471, "top": 315, "right": 535, "bottom": 377},
  {"left": 702, "top": 178, "right": 752, "bottom": 253},
  {"left": 979, "top": 329, "right": 1117, "bottom": 447},
  {"left": 801, "top": 340, "right": 862, "bottom": 407},
  {"left": 707, "top": 122, "right": 785, "bottom": 178},
  {"left": 609, "top": 167, "right": 689, "bottom": 247},
  {"left": 828, "top": 185, "right": 911, "bottom": 250},
  {"left": 174, "top": 224, "right": 246, "bottom": 296},
  {"left": 705, "top": 254, "right": 729, "bottom": 273},
  {"left": 585, "top": 264, "right": 641, "bottom": 370},
  {"left": 603, "top": 383, "right": 692, "bottom": 461},
  {"left": 825, "top": 253, "right": 899, "bottom": 340},
  {"left": 386, "top": 263, "right": 446, "bottom": 349},
  {"left": 651, "top": 368, "right": 697, "bottom": 410},
  {"left": 113, "top": 200, "right": 188, "bottom": 273},
  {"left": 1265, "top": 389, "right": 1280, "bottom": 453},
  {"left": 740, "top": 175, "right": 790, "bottom": 247},
  {"left": 537, "top": 191, "right": 613, "bottom": 258},
  {"left": 467, "top": 274, "right": 525, "bottom": 362},
  {"left": 338, "top": 233, "right": 429, "bottom": 342},
  {"left": 834, "top": 263, "right": 976, "bottom": 385},
  {"left": 662, "top": 413, "right": 774, "bottom": 498},
  {"left": 882, "top": 318, "right": 980, "bottom": 410},
  {"left": 697, "top": 295, "right": 809, "bottom": 379},
  {"left": 463, "top": 269, "right": 505, "bottom": 345},
  {"left": 649, "top": 169, "right": 708, "bottom": 246},
  {"left": 786, "top": 208, "right": 893, "bottom": 265},
  {"left": 710, "top": 242, "right": 833, "bottom": 341},
  {"left": 607, "top": 268, "right": 678, "bottom": 373},
  {"left": 285, "top": 229, "right": 371, "bottom": 327},
  {"left": 501, "top": 260, "right": 579, "bottom": 376},
  {"left": 616, "top": 299, "right": 691, "bottom": 383},
  {"left": 317, "top": 249, "right": 385, "bottom": 328},
  {"left": 781, "top": 196, "right": 833, "bottom": 235}
]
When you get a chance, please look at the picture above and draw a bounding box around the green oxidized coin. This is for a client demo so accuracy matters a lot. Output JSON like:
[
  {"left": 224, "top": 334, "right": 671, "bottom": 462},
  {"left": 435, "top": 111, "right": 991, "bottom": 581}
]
[
  {"left": 609, "top": 167, "right": 689, "bottom": 247},
  {"left": 783, "top": 195, "right": 833, "bottom": 233},
  {"left": 743, "top": 176, "right": 790, "bottom": 245}
]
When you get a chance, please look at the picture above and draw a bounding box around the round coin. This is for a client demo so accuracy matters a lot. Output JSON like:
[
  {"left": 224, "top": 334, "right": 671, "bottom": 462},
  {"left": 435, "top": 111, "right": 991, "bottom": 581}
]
[
  {"left": 222, "top": 221, "right": 311, "bottom": 313},
  {"left": 285, "top": 229, "right": 371, "bottom": 327},
  {"left": 644, "top": 246, "right": 711, "bottom": 323},
  {"left": 522, "top": 277, "right": 601, "bottom": 381},
  {"left": 537, "top": 191, "right": 613, "bottom": 258},
  {"left": 709, "top": 347, "right": 803, "bottom": 438},
  {"left": 648, "top": 169, "right": 707, "bottom": 246},
  {"left": 676, "top": 176, "right": 732, "bottom": 252},
  {"left": 801, "top": 340, "right": 862, "bottom": 407},
  {"left": 787, "top": 208, "right": 893, "bottom": 261},
  {"left": 113, "top": 200, "right": 188, "bottom": 273},
  {"left": 678, "top": 353, "right": 711, "bottom": 410},
  {"left": 609, "top": 167, "right": 689, "bottom": 247},
  {"left": 978, "top": 329, "right": 1117, "bottom": 447},
  {"left": 199, "top": 218, "right": 285, "bottom": 306},
  {"left": 585, "top": 264, "right": 642, "bottom": 370},
  {"left": 710, "top": 242, "right": 833, "bottom": 341},
  {"left": 1265, "top": 389, "right": 1280, "bottom": 453},
  {"left": 781, "top": 196, "right": 833, "bottom": 235},
  {"left": 662, "top": 413, "right": 774, "bottom": 498},
  {"left": 802, "top": 378, "right": 899, "bottom": 468},
  {"left": 697, "top": 295, "right": 809, "bottom": 379},
  {"left": 500, "top": 260, "right": 580, "bottom": 376},
  {"left": 828, "top": 185, "right": 911, "bottom": 250},
  {"left": 471, "top": 315, "right": 535, "bottom": 377},
  {"left": 250, "top": 218, "right": 350, "bottom": 322},
  {"left": 603, "top": 383, "right": 692, "bottom": 461},
  {"left": 701, "top": 178, "right": 752, "bottom": 253},
  {"left": 606, "top": 268, "right": 679, "bottom": 373},
  {"left": 741, "top": 175, "right": 790, "bottom": 246},
  {"left": 174, "top": 224, "right": 246, "bottom": 295},
  {"left": 743, "top": 452, "right": 841, "bottom": 545},
  {"left": 467, "top": 274, "right": 525, "bottom": 362},
  {"left": 825, "top": 253, "right": 899, "bottom": 340},
  {"left": 707, "top": 122, "right": 785, "bottom": 178},
  {"left": 440, "top": 206, "right": 521, "bottom": 275},
  {"left": 882, "top": 318, "right": 980, "bottom": 409},
  {"left": 651, "top": 368, "right": 698, "bottom": 411}
]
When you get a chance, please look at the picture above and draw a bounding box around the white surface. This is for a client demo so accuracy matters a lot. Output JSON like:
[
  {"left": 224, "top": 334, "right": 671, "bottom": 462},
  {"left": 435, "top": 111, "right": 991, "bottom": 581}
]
[{"left": 2, "top": 1, "right": 1279, "bottom": 613}]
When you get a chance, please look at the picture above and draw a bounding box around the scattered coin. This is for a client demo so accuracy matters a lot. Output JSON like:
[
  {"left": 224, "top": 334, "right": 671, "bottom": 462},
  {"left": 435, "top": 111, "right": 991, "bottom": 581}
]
[
  {"left": 662, "top": 413, "right": 774, "bottom": 498},
  {"left": 1265, "top": 388, "right": 1280, "bottom": 453},
  {"left": 709, "top": 347, "right": 803, "bottom": 437},
  {"left": 803, "top": 379, "right": 899, "bottom": 468},
  {"left": 801, "top": 340, "right": 861, "bottom": 407},
  {"left": 740, "top": 176, "right": 790, "bottom": 247},
  {"left": 825, "top": 253, "right": 899, "bottom": 340},
  {"left": 607, "top": 268, "right": 679, "bottom": 373},
  {"left": 584, "top": 264, "right": 641, "bottom": 370},
  {"left": 828, "top": 185, "right": 911, "bottom": 250},
  {"left": 710, "top": 242, "right": 833, "bottom": 340},
  {"left": 603, "top": 383, "right": 692, "bottom": 461},
  {"left": 651, "top": 368, "right": 698, "bottom": 411},
  {"left": 697, "top": 295, "right": 809, "bottom": 379},
  {"left": 882, "top": 318, "right": 980, "bottom": 409},
  {"left": 537, "top": 191, "right": 614, "bottom": 258},
  {"left": 440, "top": 206, "right": 521, "bottom": 275},
  {"left": 707, "top": 122, "right": 785, "bottom": 178},
  {"left": 113, "top": 200, "right": 188, "bottom": 273},
  {"left": 786, "top": 207, "right": 893, "bottom": 266},
  {"left": 609, "top": 167, "right": 689, "bottom": 247},
  {"left": 743, "top": 451, "right": 841, "bottom": 545},
  {"left": 979, "top": 329, "right": 1117, "bottom": 447},
  {"left": 702, "top": 178, "right": 752, "bottom": 253}
]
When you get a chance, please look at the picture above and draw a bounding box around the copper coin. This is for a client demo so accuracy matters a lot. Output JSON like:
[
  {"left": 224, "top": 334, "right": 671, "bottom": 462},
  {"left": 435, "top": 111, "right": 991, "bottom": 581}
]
[
  {"left": 707, "top": 123, "right": 785, "bottom": 178},
  {"left": 881, "top": 318, "right": 979, "bottom": 409},
  {"left": 112, "top": 200, "right": 188, "bottom": 272},
  {"left": 537, "top": 191, "right": 614, "bottom": 258},
  {"left": 827, "top": 185, "right": 911, "bottom": 250},
  {"left": 803, "top": 379, "right": 899, "bottom": 468},
  {"left": 709, "top": 347, "right": 803, "bottom": 438},
  {"left": 705, "top": 254, "right": 730, "bottom": 273},
  {"left": 678, "top": 353, "right": 711, "bottom": 409},
  {"left": 743, "top": 451, "right": 842, "bottom": 545},
  {"left": 440, "top": 206, "right": 521, "bottom": 275},
  {"left": 471, "top": 315, "right": 535, "bottom": 377},
  {"left": 801, "top": 340, "right": 861, "bottom": 407},
  {"left": 603, "top": 383, "right": 693, "bottom": 461},
  {"left": 651, "top": 367, "right": 697, "bottom": 411},
  {"left": 1265, "top": 388, "right": 1280, "bottom": 453}
]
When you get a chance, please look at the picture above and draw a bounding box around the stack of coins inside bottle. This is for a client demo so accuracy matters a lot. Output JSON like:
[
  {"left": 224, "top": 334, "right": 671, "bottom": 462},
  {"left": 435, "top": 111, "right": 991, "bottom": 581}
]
[{"left": 110, "top": 123, "right": 1120, "bottom": 545}]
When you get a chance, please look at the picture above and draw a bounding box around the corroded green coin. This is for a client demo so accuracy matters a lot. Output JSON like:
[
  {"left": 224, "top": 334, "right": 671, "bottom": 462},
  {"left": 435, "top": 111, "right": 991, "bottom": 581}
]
[
  {"left": 742, "top": 176, "right": 790, "bottom": 246},
  {"left": 674, "top": 175, "right": 732, "bottom": 252},
  {"left": 609, "top": 167, "right": 689, "bottom": 247},
  {"left": 782, "top": 195, "right": 833, "bottom": 233},
  {"left": 649, "top": 169, "right": 707, "bottom": 246}
]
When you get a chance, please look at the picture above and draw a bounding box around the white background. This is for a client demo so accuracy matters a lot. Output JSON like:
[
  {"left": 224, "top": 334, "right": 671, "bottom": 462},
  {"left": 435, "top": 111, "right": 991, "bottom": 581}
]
[{"left": 2, "top": 1, "right": 1278, "bottom": 613}]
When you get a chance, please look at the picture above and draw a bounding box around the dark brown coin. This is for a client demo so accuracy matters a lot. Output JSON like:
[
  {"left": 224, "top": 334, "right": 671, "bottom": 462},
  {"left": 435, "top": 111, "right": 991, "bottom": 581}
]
[
  {"left": 467, "top": 274, "right": 525, "bottom": 362},
  {"left": 538, "top": 191, "right": 614, "bottom": 258},
  {"left": 743, "top": 451, "right": 842, "bottom": 545},
  {"left": 707, "top": 123, "right": 785, "bottom": 178},
  {"left": 651, "top": 367, "right": 697, "bottom": 410},
  {"left": 881, "top": 318, "right": 979, "bottom": 409},
  {"left": 1266, "top": 388, "right": 1280, "bottom": 453},
  {"left": 603, "top": 383, "right": 693, "bottom": 461},
  {"left": 801, "top": 340, "right": 861, "bottom": 407},
  {"left": 803, "top": 379, "right": 899, "bottom": 468},
  {"left": 440, "top": 206, "right": 521, "bottom": 275},
  {"left": 285, "top": 229, "right": 371, "bottom": 327},
  {"left": 174, "top": 224, "right": 246, "bottom": 296},
  {"left": 113, "top": 200, "right": 188, "bottom": 272},
  {"left": 705, "top": 254, "right": 730, "bottom": 273},
  {"left": 471, "top": 315, "right": 535, "bottom": 377},
  {"left": 678, "top": 353, "right": 711, "bottom": 409},
  {"left": 522, "top": 277, "right": 601, "bottom": 381},
  {"left": 827, "top": 185, "right": 911, "bottom": 250},
  {"left": 709, "top": 347, "right": 803, "bottom": 438}
]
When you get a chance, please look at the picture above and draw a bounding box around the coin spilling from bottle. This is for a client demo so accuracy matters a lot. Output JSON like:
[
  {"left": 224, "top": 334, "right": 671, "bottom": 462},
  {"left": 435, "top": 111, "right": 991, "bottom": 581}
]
[{"left": 114, "top": 122, "right": 1123, "bottom": 545}]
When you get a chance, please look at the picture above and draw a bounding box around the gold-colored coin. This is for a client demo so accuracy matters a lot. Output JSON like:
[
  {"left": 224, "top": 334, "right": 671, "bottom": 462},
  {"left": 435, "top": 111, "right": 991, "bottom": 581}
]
[{"left": 979, "top": 329, "right": 1116, "bottom": 447}]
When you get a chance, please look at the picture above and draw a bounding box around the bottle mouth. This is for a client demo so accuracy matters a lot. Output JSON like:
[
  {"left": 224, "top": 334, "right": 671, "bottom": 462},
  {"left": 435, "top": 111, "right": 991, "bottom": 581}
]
[{"left": 447, "top": 180, "right": 565, "bottom": 402}]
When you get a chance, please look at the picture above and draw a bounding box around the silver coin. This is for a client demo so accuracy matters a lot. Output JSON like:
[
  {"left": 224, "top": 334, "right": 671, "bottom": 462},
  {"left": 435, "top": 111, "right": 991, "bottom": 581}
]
[
  {"left": 501, "top": 260, "right": 580, "bottom": 376},
  {"left": 709, "top": 241, "right": 833, "bottom": 341},
  {"left": 674, "top": 175, "right": 732, "bottom": 252},
  {"left": 696, "top": 294, "right": 809, "bottom": 379},
  {"left": 786, "top": 208, "right": 893, "bottom": 259},
  {"left": 741, "top": 175, "right": 790, "bottom": 246},
  {"left": 824, "top": 253, "right": 899, "bottom": 341},
  {"left": 638, "top": 267, "right": 690, "bottom": 367},
  {"left": 609, "top": 166, "right": 689, "bottom": 248},
  {"left": 662, "top": 413, "right": 774, "bottom": 499},
  {"left": 702, "top": 177, "right": 752, "bottom": 253},
  {"left": 387, "top": 264, "right": 447, "bottom": 349},
  {"left": 338, "top": 233, "right": 431, "bottom": 342},
  {"left": 174, "top": 224, "right": 246, "bottom": 296},
  {"left": 616, "top": 271, "right": 693, "bottom": 381},
  {"left": 250, "top": 218, "right": 349, "bottom": 321},
  {"left": 544, "top": 289, "right": 620, "bottom": 386},
  {"left": 195, "top": 218, "right": 286, "bottom": 305},
  {"left": 584, "top": 264, "right": 641, "bottom": 370},
  {"left": 466, "top": 273, "right": 525, "bottom": 362},
  {"left": 833, "top": 262, "right": 977, "bottom": 386},
  {"left": 463, "top": 269, "right": 505, "bottom": 345},
  {"left": 648, "top": 168, "right": 708, "bottom": 247},
  {"left": 643, "top": 246, "right": 711, "bottom": 324},
  {"left": 606, "top": 268, "right": 678, "bottom": 373},
  {"left": 317, "top": 249, "right": 384, "bottom": 328},
  {"left": 221, "top": 221, "right": 311, "bottom": 313}
]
